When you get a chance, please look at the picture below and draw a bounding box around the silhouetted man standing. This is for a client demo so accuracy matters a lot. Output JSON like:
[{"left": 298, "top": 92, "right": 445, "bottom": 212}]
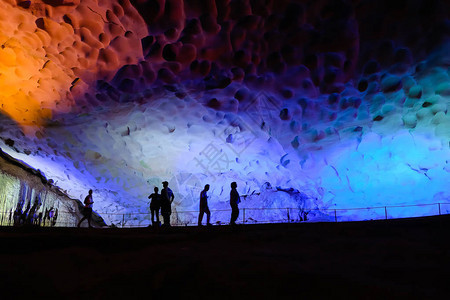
[
  {"left": 78, "top": 189, "right": 94, "bottom": 228},
  {"left": 230, "top": 182, "right": 240, "bottom": 225},
  {"left": 198, "top": 184, "right": 212, "bottom": 226},
  {"left": 160, "top": 181, "right": 174, "bottom": 226}
]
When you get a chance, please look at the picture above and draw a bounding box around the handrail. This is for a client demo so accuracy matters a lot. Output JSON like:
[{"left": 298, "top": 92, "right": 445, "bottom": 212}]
[{"left": 1, "top": 202, "right": 449, "bottom": 227}]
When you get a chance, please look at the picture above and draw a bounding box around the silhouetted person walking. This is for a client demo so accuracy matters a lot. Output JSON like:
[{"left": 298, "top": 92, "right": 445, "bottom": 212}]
[
  {"left": 78, "top": 189, "right": 94, "bottom": 228},
  {"left": 148, "top": 187, "right": 161, "bottom": 226},
  {"left": 160, "top": 181, "right": 174, "bottom": 227},
  {"left": 230, "top": 182, "right": 240, "bottom": 225},
  {"left": 198, "top": 184, "right": 212, "bottom": 226}
]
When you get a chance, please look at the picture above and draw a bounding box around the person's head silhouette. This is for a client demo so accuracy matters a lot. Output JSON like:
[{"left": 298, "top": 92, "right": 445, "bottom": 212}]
[
  {"left": 154, "top": 187, "right": 159, "bottom": 193},
  {"left": 162, "top": 181, "right": 168, "bottom": 188},
  {"left": 231, "top": 182, "right": 237, "bottom": 189},
  {"left": 204, "top": 184, "right": 210, "bottom": 191}
]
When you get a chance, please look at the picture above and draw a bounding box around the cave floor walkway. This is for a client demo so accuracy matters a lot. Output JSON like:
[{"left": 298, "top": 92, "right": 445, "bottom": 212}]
[{"left": 0, "top": 215, "right": 449, "bottom": 299}]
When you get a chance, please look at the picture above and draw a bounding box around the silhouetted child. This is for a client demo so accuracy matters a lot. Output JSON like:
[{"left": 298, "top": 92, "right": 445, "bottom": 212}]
[
  {"left": 77, "top": 189, "right": 94, "bottom": 228},
  {"left": 198, "top": 184, "right": 212, "bottom": 226},
  {"left": 148, "top": 187, "right": 161, "bottom": 226}
]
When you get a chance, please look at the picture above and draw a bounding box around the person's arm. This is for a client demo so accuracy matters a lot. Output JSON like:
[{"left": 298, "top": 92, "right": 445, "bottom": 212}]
[
  {"left": 170, "top": 189, "right": 174, "bottom": 203},
  {"left": 231, "top": 190, "right": 240, "bottom": 204}
]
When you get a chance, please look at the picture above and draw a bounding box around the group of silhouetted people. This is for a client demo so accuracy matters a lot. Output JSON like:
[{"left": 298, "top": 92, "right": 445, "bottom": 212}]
[
  {"left": 148, "top": 181, "right": 174, "bottom": 227},
  {"left": 12, "top": 196, "right": 59, "bottom": 227},
  {"left": 148, "top": 181, "right": 241, "bottom": 227},
  {"left": 77, "top": 181, "right": 242, "bottom": 228}
]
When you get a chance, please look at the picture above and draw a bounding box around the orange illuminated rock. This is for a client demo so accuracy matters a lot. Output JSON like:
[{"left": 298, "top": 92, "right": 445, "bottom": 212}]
[{"left": 0, "top": 0, "right": 146, "bottom": 132}]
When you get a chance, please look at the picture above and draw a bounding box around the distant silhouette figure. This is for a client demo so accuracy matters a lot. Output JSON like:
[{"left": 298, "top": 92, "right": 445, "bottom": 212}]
[
  {"left": 21, "top": 203, "right": 30, "bottom": 225},
  {"left": 48, "top": 208, "right": 55, "bottom": 225},
  {"left": 148, "top": 187, "right": 161, "bottom": 226},
  {"left": 27, "top": 196, "right": 41, "bottom": 225},
  {"left": 160, "top": 181, "right": 174, "bottom": 227},
  {"left": 52, "top": 208, "right": 58, "bottom": 227},
  {"left": 43, "top": 207, "right": 52, "bottom": 226},
  {"left": 13, "top": 208, "right": 22, "bottom": 226},
  {"left": 230, "top": 182, "right": 241, "bottom": 225},
  {"left": 77, "top": 189, "right": 94, "bottom": 228},
  {"left": 198, "top": 184, "right": 212, "bottom": 226},
  {"left": 37, "top": 212, "right": 43, "bottom": 226}
]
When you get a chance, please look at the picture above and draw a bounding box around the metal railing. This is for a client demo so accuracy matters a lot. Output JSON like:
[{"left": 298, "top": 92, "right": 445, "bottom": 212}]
[
  {"left": 1, "top": 202, "right": 449, "bottom": 228},
  {"left": 82, "top": 202, "right": 450, "bottom": 227}
]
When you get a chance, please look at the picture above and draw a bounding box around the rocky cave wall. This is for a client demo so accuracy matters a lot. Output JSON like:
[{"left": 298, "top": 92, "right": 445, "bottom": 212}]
[
  {"left": 0, "top": 149, "right": 106, "bottom": 227},
  {"left": 0, "top": 0, "right": 448, "bottom": 226}
]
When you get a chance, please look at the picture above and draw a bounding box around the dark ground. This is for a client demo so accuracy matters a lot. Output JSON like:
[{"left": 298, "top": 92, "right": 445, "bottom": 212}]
[{"left": 0, "top": 216, "right": 449, "bottom": 299}]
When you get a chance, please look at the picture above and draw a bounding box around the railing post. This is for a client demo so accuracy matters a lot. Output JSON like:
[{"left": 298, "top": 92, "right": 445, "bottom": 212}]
[
  {"left": 334, "top": 209, "right": 337, "bottom": 222},
  {"left": 287, "top": 208, "right": 290, "bottom": 223},
  {"left": 122, "top": 214, "right": 124, "bottom": 228},
  {"left": 438, "top": 203, "right": 441, "bottom": 215},
  {"left": 243, "top": 208, "right": 245, "bottom": 224},
  {"left": 385, "top": 207, "right": 387, "bottom": 220}
]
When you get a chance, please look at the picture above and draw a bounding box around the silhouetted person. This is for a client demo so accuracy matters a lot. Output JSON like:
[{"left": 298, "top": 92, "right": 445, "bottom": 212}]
[
  {"left": 198, "top": 184, "right": 212, "bottom": 226},
  {"left": 160, "top": 181, "right": 174, "bottom": 227},
  {"left": 78, "top": 189, "right": 94, "bottom": 228},
  {"left": 27, "top": 196, "right": 41, "bottom": 225},
  {"left": 230, "top": 182, "right": 240, "bottom": 225},
  {"left": 37, "top": 212, "right": 43, "bottom": 226},
  {"left": 21, "top": 203, "right": 30, "bottom": 225},
  {"left": 53, "top": 208, "right": 58, "bottom": 227},
  {"left": 44, "top": 207, "right": 52, "bottom": 226},
  {"left": 13, "top": 208, "right": 22, "bottom": 226},
  {"left": 148, "top": 187, "right": 161, "bottom": 226}
]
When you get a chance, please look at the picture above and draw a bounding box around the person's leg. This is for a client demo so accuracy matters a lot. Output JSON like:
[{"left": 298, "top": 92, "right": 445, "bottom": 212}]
[
  {"left": 167, "top": 214, "right": 171, "bottom": 226},
  {"left": 156, "top": 208, "right": 160, "bottom": 223},
  {"left": 198, "top": 209, "right": 204, "bottom": 226},
  {"left": 151, "top": 209, "right": 155, "bottom": 223},
  {"left": 163, "top": 213, "right": 170, "bottom": 226},
  {"left": 206, "top": 207, "right": 211, "bottom": 225},
  {"left": 231, "top": 206, "right": 239, "bottom": 224},
  {"left": 87, "top": 211, "right": 92, "bottom": 227},
  {"left": 77, "top": 216, "right": 86, "bottom": 227},
  {"left": 230, "top": 207, "right": 234, "bottom": 224}
]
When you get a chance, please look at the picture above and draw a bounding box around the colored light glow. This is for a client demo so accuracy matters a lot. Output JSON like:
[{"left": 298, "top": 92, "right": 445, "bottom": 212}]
[
  {"left": 0, "top": 23, "right": 56, "bottom": 129},
  {"left": 0, "top": 0, "right": 448, "bottom": 226},
  {"left": 0, "top": 0, "right": 146, "bottom": 132},
  {"left": 320, "top": 131, "right": 449, "bottom": 217}
]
